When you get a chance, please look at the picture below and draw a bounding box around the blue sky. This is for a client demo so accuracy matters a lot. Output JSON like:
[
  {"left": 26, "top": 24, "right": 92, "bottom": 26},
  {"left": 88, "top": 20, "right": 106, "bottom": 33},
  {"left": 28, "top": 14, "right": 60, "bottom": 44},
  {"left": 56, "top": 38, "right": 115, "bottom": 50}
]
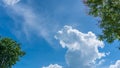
[{"left": 1, "top": 0, "right": 120, "bottom": 68}]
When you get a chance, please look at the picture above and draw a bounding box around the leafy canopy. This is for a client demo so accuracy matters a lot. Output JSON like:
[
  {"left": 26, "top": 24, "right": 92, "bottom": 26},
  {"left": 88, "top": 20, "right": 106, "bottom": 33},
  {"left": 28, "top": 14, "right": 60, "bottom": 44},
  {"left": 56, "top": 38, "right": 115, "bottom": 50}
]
[
  {"left": 84, "top": 0, "right": 120, "bottom": 43},
  {"left": 0, "top": 37, "right": 25, "bottom": 68}
]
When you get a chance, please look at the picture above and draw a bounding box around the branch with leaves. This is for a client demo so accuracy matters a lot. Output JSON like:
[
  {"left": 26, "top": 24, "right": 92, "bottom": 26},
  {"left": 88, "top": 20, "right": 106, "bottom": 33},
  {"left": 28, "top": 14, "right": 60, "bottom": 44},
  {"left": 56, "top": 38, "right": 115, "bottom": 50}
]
[
  {"left": 0, "top": 37, "right": 25, "bottom": 68},
  {"left": 84, "top": 0, "right": 120, "bottom": 43}
]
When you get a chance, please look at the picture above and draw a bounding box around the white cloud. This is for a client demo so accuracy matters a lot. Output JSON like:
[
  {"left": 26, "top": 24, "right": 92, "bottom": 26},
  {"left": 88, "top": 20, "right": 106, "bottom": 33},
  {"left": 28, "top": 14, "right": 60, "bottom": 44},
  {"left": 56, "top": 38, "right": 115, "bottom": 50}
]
[
  {"left": 109, "top": 60, "right": 120, "bottom": 68},
  {"left": 3, "top": 0, "right": 20, "bottom": 6},
  {"left": 42, "top": 64, "right": 62, "bottom": 68},
  {"left": 98, "top": 59, "right": 105, "bottom": 65},
  {"left": 1, "top": 0, "right": 97, "bottom": 47},
  {"left": 55, "top": 25, "right": 106, "bottom": 68},
  {"left": 4, "top": 3, "right": 40, "bottom": 41},
  {"left": 2, "top": 0, "right": 59, "bottom": 45}
]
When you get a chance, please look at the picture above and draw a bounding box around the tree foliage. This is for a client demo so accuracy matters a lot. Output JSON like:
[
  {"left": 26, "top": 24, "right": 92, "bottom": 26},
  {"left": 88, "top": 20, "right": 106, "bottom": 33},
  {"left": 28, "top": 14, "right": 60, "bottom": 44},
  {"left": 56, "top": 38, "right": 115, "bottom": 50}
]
[
  {"left": 0, "top": 37, "right": 25, "bottom": 68},
  {"left": 84, "top": 0, "right": 120, "bottom": 43}
]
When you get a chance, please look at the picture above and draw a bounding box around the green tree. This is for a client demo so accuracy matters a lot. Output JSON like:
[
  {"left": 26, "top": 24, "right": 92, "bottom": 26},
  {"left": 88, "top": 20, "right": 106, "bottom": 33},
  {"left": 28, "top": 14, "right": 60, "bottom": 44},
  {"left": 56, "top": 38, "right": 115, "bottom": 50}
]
[
  {"left": 84, "top": 0, "right": 120, "bottom": 43},
  {"left": 0, "top": 37, "right": 25, "bottom": 68}
]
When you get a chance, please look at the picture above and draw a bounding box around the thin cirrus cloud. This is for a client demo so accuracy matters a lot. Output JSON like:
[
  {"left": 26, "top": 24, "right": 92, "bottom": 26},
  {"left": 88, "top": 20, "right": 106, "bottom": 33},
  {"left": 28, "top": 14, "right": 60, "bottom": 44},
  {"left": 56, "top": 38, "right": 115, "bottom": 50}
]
[
  {"left": 2, "top": 0, "right": 20, "bottom": 6},
  {"left": 54, "top": 25, "right": 106, "bottom": 68},
  {"left": 42, "top": 64, "right": 62, "bottom": 68},
  {"left": 2, "top": 0, "right": 59, "bottom": 45}
]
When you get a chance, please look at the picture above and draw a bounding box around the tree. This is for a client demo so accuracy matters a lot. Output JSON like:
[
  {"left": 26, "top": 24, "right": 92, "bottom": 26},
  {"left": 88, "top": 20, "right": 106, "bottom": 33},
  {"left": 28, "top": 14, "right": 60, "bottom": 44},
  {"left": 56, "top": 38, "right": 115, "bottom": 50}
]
[
  {"left": 0, "top": 37, "right": 25, "bottom": 68},
  {"left": 84, "top": 0, "right": 120, "bottom": 43}
]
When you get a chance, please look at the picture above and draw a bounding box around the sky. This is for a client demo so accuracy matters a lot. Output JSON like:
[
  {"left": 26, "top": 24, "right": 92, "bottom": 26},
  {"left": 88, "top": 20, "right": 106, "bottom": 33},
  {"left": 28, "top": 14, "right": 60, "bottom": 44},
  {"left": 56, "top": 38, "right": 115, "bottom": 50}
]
[{"left": 0, "top": 0, "right": 120, "bottom": 68}]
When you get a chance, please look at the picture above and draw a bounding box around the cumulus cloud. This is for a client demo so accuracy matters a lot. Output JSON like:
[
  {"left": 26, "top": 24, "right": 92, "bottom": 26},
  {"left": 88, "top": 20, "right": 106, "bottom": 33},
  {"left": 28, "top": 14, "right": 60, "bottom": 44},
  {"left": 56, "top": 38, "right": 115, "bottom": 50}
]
[
  {"left": 55, "top": 25, "right": 106, "bottom": 68},
  {"left": 109, "top": 60, "right": 120, "bottom": 68},
  {"left": 42, "top": 64, "right": 62, "bottom": 68},
  {"left": 3, "top": 0, "right": 20, "bottom": 6}
]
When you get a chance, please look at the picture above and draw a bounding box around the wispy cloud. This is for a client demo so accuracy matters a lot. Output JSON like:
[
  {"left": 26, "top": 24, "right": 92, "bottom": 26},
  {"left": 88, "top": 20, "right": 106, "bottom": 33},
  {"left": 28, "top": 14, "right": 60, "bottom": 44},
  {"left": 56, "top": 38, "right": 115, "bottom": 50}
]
[
  {"left": 2, "top": 0, "right": 60, "bottom": 45},
  {"left": 54, "top": 25, "right": 107, "bottom": 68},
  {"left": 3, "top": 0, "right": 20, "bottom": 6},
  {"left": 42, "top": 64, "right": 62, "bottom": 68}
]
